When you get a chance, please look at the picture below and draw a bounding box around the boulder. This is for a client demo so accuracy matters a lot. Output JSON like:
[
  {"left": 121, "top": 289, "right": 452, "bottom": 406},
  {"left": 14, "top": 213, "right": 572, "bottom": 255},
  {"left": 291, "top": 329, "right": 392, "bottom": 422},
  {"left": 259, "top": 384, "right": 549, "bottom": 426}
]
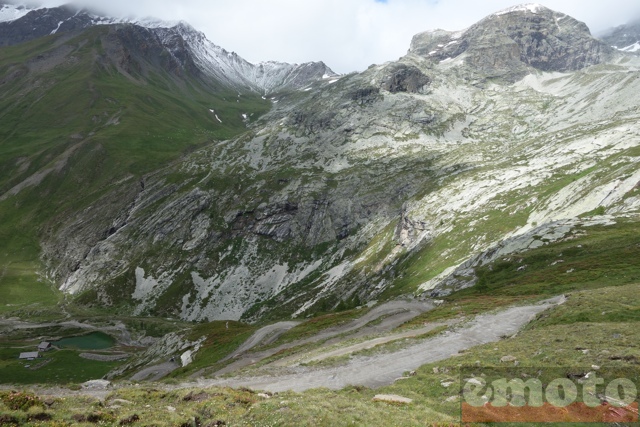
[{"left": 373, "top": 394, "right": 413, "bottom": 404}]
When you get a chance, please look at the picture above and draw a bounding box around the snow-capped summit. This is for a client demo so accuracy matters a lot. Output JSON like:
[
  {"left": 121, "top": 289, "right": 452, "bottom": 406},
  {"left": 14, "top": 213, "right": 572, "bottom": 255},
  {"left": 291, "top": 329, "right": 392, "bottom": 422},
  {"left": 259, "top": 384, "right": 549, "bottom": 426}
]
[
  {"left": 159, "top": 21, "right": 337, "bottom": 94},
  {"left": 0, "top": 2, "right": 337, "bottom": 93},
  {"left": 493, "top": 3, "right": 547, "bottom": 16}
]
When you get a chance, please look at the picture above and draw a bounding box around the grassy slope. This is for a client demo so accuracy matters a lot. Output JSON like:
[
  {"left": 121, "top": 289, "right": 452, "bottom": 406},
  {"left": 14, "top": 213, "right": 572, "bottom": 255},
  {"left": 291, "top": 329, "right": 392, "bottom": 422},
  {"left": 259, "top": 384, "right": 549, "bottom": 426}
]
[
  {"left": 0, "top": 348, "right": 120, "bottom": 385},
  {"left": 0, "top": 219, "right": 638, "bottom": 424},
  {"left": 0, "top": 27, "right": 270, "bottom": 314},
  {"left": 167, "top": 321, "right": 257, "bottom": 378},
  {"left": 4, "top": 285, "right": 638, "bottom": 426}
]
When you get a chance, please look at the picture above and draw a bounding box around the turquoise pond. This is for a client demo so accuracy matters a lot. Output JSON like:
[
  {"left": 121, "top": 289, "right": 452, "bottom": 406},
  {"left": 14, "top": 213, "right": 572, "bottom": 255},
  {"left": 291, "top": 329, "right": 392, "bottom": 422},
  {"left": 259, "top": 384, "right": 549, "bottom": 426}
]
[{"left": 53, "top": 331, "right": 115, "bottom": 350}]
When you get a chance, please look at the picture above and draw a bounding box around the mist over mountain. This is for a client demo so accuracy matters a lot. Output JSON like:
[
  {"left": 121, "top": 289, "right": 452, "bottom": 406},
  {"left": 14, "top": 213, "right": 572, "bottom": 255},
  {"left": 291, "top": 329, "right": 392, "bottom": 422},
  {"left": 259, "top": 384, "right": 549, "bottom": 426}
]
[
  {"left": 599, "top": 18, "right": 640, "bottom": 53},
  {"left": 5, "top": 0, "right": 640, "bottom": 73}
]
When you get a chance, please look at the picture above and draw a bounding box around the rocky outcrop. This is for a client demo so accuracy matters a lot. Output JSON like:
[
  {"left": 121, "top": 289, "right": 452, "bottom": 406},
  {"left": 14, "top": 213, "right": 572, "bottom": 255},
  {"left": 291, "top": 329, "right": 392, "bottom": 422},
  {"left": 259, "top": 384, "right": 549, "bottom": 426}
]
[
  {"left": 381, "top": 65, "right": 430, "bottom": 93},
  {"left": 424, "top": 217, "right": 618, "bottom": 297},
  {"left": 396, "top": 206, "right": 431, "bottom": 249},
  {"left": 106, "top": 332, "right": 204, "bottom": 379}
]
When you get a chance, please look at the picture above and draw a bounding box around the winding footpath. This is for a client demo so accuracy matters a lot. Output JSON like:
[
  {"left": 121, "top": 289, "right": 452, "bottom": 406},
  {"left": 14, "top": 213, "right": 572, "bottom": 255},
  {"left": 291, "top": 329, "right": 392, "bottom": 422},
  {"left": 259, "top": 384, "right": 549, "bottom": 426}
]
[
  {"left": 186, "top": 295, "right": 565, "bottom": 392},
  {"left": 209, "top": 300, "right": 434, "bottom": 377}
]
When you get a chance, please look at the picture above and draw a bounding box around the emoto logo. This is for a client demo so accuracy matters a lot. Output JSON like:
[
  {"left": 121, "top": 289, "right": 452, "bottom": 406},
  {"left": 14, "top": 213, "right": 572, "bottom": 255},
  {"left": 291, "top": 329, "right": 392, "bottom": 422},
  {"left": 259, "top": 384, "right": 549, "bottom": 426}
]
[{"left": 461, "top": 368, "right": 639, "bottom": 423}]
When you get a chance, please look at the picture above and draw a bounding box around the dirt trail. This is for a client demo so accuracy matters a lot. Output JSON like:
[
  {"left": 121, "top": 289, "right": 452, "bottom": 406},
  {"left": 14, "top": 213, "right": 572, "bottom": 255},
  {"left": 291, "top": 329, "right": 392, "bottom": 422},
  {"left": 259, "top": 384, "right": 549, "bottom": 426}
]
[
  {"left": 228, "top": 321, "right": 300, "bottom": 357},
  {"left": 210, "top": 300, "right": 434, "bottom": 377},
  {"left": 130, "top": 361, "right": 181, "bottom": 382},
  {"left": 275, "top": 319, "right": 457, "bottom": 367},
  {"left": 187, "top": 320, "right": 300, "bottom": 379},
  {"left": 187, "top": 296, "right": 565, "bottom": 392}
]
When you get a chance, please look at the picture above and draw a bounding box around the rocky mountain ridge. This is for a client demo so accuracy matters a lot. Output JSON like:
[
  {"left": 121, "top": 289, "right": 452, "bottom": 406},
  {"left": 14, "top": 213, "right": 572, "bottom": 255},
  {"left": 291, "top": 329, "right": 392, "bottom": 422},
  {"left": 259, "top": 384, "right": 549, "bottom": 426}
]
[
  {"left": 0, "top": 2, "right": 337, "bottom": 93},
  {"left": 1, "top": 3, "right": 640, "bottom": 323}
]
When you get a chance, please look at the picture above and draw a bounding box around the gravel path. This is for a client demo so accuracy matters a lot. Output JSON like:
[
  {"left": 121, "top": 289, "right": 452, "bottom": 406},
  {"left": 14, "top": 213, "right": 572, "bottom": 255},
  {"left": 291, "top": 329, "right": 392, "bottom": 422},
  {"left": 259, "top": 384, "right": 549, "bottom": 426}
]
[
  {"left": 229, "top": 321, "right": 301, "bottom": 356},
  {"left": 130, "top": 361, "right": 181, "bottom": 382},
  {"left": 186, "top": 296, "right": 565, "bottom": 392},
  {"left": 211, "top": 299, "right": 434, "bottom": 377},
  {"left": 280, "top": 320, "right": 456, "bottom": 366}
]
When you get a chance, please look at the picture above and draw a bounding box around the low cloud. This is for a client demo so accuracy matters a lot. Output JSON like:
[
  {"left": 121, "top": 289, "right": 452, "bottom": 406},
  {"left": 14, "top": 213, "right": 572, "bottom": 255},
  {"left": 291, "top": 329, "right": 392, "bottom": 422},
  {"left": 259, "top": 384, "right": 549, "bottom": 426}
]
[{"left": 19, "top": 0, "right": 640, "bottom": 72}]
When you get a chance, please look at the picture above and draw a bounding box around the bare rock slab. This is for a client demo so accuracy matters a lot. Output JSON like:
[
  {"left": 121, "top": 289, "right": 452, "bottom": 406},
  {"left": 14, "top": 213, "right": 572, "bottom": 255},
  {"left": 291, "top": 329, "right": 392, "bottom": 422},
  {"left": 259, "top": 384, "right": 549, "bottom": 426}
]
[{"left": 372, "top": 394, "right": 413, "bottom": 404}]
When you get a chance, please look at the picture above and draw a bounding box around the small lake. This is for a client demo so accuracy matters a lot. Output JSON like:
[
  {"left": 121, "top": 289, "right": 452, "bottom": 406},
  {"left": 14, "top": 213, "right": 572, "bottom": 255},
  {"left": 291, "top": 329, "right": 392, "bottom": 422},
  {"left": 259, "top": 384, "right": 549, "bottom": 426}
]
[{"left": 53, "top": 331, "right": 115, "bottom": 350}]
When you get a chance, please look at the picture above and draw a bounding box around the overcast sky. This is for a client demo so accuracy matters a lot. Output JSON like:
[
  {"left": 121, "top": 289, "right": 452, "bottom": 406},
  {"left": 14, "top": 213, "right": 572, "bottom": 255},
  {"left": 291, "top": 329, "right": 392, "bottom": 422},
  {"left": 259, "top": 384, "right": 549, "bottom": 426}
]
[{"left": 22, "top": 0, "right": 640, "bottom": 73}]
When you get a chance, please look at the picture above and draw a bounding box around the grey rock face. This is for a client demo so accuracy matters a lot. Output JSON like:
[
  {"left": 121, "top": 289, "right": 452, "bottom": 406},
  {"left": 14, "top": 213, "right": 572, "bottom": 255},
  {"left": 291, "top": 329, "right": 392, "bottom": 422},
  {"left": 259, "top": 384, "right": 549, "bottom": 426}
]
[
  {"left": 109, "top": 25, "right": 201, "bottom": 78},
  {"left": 0, "top": 5, "right": 95, "bottom": 47},
  {"left": 410, "top": 4, "right": 615, "bottom": 80},
  {"left": 381, "top": 64, "right": 430, "bottom": 93},
  {"left": 13, "top": 4, "right": 640, "bottom": 324}
]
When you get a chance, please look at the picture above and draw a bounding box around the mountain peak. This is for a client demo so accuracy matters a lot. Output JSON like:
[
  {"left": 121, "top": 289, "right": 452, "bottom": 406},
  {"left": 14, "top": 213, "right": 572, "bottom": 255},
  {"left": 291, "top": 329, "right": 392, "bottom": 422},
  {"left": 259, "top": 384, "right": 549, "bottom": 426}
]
[
  {"left": 410, "top": 4, "right": 614, "bottom": 81},
  {"left": 0, "top": 3, "right": 335, "bottom": 93},
  {"left": 492, "top": 3, "right": 549, "bottom": 16}
]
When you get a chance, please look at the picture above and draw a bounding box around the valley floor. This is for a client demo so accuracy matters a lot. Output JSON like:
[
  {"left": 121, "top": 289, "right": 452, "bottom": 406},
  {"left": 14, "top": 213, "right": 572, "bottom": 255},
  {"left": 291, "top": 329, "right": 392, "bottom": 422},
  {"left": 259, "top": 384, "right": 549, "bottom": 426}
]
[{"left": 3, "top": 281, "right": 640, "bottom": 426}]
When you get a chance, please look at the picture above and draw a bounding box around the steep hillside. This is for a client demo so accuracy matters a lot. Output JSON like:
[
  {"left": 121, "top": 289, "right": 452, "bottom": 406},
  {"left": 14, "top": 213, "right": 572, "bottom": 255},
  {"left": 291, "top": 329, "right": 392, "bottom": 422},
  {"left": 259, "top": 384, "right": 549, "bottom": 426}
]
[
  {"left": 0, "top": 23, "right": 271, "bottom": 314},
  {"left": 0, "top": 3, "right": 638, "bottom": 328},
  {"left": 0, "top": 3, "right": 340, "bottom": 318},
  {"left": 30, "top": 4, "right": 640, "bottom": 324}
]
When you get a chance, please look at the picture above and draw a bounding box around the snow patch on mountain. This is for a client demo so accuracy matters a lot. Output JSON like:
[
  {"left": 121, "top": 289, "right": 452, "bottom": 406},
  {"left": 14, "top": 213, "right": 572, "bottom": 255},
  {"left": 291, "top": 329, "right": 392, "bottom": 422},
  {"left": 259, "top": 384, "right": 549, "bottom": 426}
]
[
  {"left": 620, "top": 42, "right": 640, "bottom": 52},
  {"left": 494, "top": 3, "right": 546, "bottom": 16},
  {"left": 153, "top": 23, "right": 337, "bottom": 94}
]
